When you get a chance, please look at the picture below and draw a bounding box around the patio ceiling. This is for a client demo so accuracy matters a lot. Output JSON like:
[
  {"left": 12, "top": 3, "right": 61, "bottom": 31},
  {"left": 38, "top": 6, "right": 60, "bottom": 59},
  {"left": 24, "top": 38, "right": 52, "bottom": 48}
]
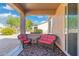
[{"left": 9, "top": 3, "right": 61, "bottom": 15}]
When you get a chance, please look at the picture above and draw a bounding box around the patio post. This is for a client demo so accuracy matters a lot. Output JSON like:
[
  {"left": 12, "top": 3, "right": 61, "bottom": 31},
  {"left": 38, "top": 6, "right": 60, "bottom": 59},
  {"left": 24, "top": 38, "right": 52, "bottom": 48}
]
[
  {"left": 20, "top": 14, "right": 26, "bottom": 34},
  {"left": 20, "top": 13, "right": 26, "bottom": 48}
]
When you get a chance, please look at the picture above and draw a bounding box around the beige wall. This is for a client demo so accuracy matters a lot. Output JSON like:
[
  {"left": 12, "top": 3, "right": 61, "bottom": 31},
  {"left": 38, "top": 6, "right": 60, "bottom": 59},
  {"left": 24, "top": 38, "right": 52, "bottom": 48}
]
[
  {"left": 53, "top": 4, "right": 65, "bottom": 50},
  {"left": 38, "top": 22, "right": 48, "bottom": 34}
]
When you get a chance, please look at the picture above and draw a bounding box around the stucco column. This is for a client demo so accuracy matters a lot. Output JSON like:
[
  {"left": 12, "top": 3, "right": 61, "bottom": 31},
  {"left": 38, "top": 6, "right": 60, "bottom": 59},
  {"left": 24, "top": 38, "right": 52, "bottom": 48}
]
[
  {"left": 20, "top": 14, "right": 26, "bottom": 34},
  {"left": 48, "top": 16, "right": 53, "bottom": 34},
  {"left": 48, "top": 16, "right": 52, "bottom": 34}
]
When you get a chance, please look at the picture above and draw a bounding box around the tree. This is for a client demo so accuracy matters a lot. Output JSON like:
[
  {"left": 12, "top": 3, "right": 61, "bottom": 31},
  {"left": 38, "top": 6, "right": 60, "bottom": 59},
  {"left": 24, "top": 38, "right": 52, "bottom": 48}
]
[
  {"left": 26, "top": 20, "right": 33, "bottom": 31},
  {"left": 7, "top": 15, "right": 15, "bottom": 27},
  {"left": 7, "top": 15, "right": 20, "bottom": 28},
  {"left": 13, "top": 17, "right": 20, "bottom": 28},
  {"left": 7, "top": 16, "right": 33, "bottom": 31}
]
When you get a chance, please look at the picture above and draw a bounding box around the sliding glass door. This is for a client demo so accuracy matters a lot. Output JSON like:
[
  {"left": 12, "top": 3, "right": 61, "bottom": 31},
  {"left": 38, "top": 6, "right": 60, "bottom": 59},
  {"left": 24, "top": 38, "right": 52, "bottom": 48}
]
[{"left": 65, "top": 3, "right": 78, "bottom": 56}]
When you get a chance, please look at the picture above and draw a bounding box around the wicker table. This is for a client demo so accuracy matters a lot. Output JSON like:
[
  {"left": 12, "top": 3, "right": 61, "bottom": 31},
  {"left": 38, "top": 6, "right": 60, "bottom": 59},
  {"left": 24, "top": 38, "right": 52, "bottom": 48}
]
[{"left": 27, "top": 34, "right": 40, "bottom": 44}]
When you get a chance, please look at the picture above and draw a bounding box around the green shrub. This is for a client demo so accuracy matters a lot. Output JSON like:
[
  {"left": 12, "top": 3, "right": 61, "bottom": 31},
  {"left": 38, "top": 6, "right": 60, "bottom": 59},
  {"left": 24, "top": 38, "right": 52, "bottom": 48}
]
[
  {"left": 34, "top": 29, "right": 42, "bottom": 34},
  {"left": 1, "top": 27, "right": 16, "bottom": 35}
]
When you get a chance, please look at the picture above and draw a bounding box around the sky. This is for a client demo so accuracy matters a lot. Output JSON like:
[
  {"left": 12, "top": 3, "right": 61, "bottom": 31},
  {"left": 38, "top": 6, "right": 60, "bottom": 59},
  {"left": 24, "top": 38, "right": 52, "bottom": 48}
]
[{"left": 0, "top": 3, "right": 48, "bottom": 26}]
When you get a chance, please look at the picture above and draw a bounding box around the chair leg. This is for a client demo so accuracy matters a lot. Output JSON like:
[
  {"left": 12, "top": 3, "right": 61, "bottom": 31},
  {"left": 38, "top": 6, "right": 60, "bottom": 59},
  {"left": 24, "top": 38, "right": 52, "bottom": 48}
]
[
  {"left": 53, "top": 43, "right": 55, "bottom": 52},
  {"left": 22, "top": 43, "right": 24, "bottom": 48}
]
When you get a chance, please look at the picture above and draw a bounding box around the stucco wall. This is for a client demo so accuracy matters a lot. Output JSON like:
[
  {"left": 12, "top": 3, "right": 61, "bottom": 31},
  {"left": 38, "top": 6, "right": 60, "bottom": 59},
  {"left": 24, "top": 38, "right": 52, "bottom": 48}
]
[
  {"left": 38, "top": 22, "right": 48, "bottom": 34},
  {"left": 53, "top": 4, "right": 65, "bottom": 50}
]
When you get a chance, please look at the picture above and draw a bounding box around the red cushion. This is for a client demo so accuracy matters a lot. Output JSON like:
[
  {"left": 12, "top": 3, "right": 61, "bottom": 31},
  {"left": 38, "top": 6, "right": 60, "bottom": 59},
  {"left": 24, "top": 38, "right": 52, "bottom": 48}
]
[
  {"left": 18, "top": 34, "right": 28, "bottom": 41},
  {"left": 18, "top": 34, "right": 30, "bottom": 44},
  {"left": 38, "top": 40, "right": 53, "bottom": 44},
  {"left": 38, "top": 38, "right": 51, "bottom": 45},
  {"left": 38, "top": 35, "right": 56, "bottom": 45},
  {"left": 18, "top": 34, "right": 25, "bottom": 39},
  {"left": 40, "top": 37, "right": 48, "bottom": 40},
  {"left": 47, "top": 36, "right": 56, "bottom": 40},
  {"left": 19, "top": 39, "right": 24, "bottom": 42},
  {"left": 40, "top": 34, "right": 48, "bottom": 39},
  {"left": 24, "top": 40, "right": 30, "bottom": 44}
]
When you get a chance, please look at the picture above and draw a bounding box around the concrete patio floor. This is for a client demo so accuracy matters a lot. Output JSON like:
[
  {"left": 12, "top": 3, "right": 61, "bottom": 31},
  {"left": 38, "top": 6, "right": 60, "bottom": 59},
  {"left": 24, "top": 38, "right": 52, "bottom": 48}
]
[{"left": 0, "top": 34, "right": 20, "bottom": 56}]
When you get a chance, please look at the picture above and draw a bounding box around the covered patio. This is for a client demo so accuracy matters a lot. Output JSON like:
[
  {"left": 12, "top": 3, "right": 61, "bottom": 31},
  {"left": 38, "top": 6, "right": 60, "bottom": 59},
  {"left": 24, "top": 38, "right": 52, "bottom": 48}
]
[{"left": 8, "top": 3, "right": 67, "bottom": 56}]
